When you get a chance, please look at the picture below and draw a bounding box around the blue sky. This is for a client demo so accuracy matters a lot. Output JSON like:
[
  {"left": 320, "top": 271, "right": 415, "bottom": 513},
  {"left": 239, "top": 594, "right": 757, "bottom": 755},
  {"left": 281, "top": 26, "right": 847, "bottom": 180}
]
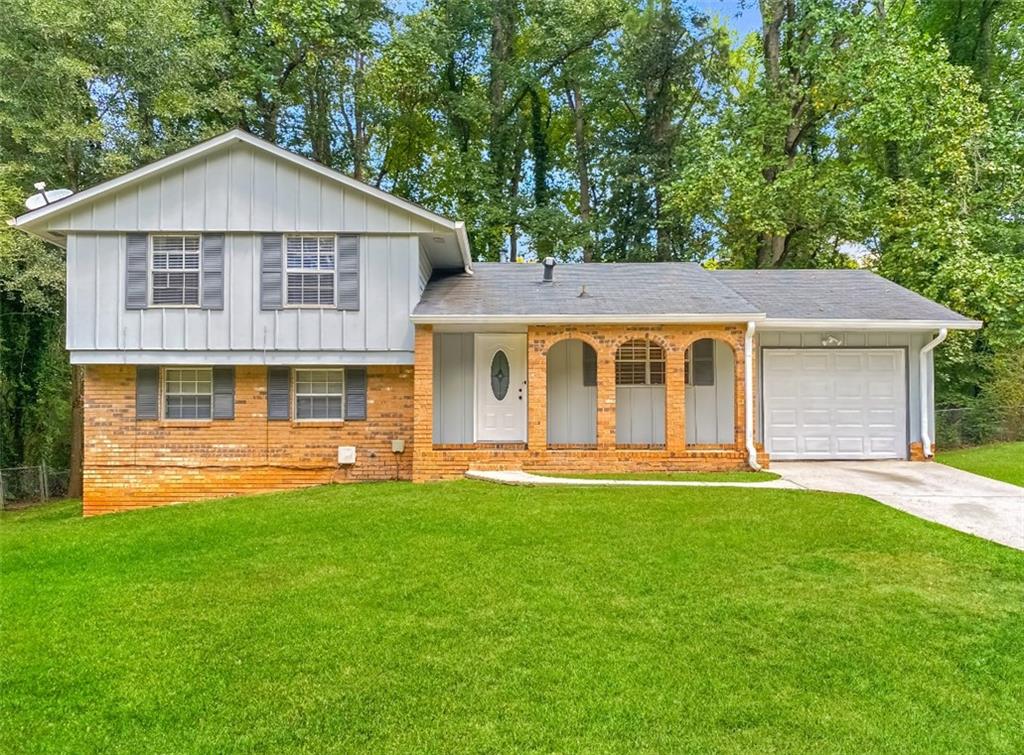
[{"left": 693, "top": 0, "right": 762, "bottom": 37}]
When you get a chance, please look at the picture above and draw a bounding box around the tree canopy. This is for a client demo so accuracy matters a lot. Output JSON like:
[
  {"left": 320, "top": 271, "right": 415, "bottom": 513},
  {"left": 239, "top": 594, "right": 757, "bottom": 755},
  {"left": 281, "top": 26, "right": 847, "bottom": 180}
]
[{"left": 1, "top": 0, "right": 1022, "bottom": 471}]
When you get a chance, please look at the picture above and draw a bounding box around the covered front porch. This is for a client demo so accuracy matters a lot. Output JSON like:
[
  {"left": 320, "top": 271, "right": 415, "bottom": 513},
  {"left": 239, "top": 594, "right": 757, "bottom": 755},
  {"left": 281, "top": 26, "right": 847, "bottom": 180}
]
[{"left": 412, "top": 324, "right": 766, "bottom": 481}]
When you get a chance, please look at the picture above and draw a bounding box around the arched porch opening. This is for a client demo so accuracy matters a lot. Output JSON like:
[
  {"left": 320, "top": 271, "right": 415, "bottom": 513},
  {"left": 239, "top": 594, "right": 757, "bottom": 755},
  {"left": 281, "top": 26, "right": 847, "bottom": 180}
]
[
  {"left": 685, "top": 337, "right": 736, "bottom": 446},
  {"left": 615, "top": 338, "right": 666, "bottom": 446},
  {"left": 546, "top": 339, "right": 598, "bottom": 445}
]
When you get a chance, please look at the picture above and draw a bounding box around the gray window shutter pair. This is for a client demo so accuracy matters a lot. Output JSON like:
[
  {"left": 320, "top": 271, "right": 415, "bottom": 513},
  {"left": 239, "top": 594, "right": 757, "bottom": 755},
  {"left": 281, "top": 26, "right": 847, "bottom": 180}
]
[
  {"left": 266, "top": 366, "right": 366, "bottom": 421},
  {"left": 126, "top": 233, "right": 224, "bottom": 309},
  {"left": 261, "top": 234, "right": 360, "bottom": 310},
  {"left": 136, "top": 366, "right": 235, "bottom": 420}
]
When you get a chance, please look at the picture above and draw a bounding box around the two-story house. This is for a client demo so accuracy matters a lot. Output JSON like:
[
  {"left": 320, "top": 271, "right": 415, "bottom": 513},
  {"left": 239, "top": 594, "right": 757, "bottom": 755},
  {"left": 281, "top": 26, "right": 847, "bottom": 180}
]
[{"left": 10, "top": 130, "right": 981, "bottom": 515}]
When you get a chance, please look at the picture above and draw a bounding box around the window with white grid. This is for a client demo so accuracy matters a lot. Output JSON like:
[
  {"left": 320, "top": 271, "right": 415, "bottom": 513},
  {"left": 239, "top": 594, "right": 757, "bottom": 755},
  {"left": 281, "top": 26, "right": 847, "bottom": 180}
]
[
  {"left": 164, "top": 368, "right": 212, "bottom": 419},
  {"left": 286, "top": 236, "right": 335, "bottom": 306},
  {"left": 294, "top": 369, "right": 344, "bottom": 420},
  {"left": 615, "top": 340, "right": 665, "bottom": 386},
  {"left": 151, "top": 235, "right": 201, "bottom": 305}
]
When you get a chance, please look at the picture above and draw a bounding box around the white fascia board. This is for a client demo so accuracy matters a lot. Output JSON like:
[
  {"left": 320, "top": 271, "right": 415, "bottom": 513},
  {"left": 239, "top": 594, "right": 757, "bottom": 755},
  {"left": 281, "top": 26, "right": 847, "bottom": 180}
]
[
  {"left": 411, "top": 313, "right": 767, "bottom": 325},
  {"left": 70, "top": 350, "right": 414, "bottom": 366},
  {"left": 454, "top": 221, "right": 473, "bottom": 273},
  {"left": 761, "top": 318, "right": 983, "bottom": 331},
  {"left": 10, "top": 129, "right": 466, "bottom": 254}
]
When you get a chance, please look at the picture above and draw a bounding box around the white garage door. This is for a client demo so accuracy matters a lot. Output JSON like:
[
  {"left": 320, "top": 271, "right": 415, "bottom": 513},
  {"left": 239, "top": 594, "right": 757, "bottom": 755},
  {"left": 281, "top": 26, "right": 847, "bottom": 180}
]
[{"left": 763, "top": 349, "right": 907, "bottom": 460}]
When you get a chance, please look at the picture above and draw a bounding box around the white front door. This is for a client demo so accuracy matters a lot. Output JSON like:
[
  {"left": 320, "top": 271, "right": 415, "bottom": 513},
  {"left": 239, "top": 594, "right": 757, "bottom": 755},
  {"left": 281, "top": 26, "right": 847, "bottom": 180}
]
[
  {"left": 475, "top": 334, "right": 527, "bottom": 442},
  {"left": 763, "top": 348, "right": 907, "bottom": 460}
]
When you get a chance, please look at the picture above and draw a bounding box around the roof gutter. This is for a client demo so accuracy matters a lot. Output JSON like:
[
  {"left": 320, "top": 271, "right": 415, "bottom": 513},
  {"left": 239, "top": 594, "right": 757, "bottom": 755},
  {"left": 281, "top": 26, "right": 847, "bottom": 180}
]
[
  {"left": 762, "top": 318, "right": 982, "bottom": 331},
  {"left": 744, "top": 321, "right": 761, "bottom": 471},
  {"left": 919, "top": 328, "right": 947, "bottom": 459}
]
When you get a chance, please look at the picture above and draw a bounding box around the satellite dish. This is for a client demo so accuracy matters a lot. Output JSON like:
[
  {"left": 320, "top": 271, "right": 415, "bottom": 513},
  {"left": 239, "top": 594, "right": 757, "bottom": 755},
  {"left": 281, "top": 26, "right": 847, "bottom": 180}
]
[{"left": 24, "top": 186, "right": 73, "bottom": 210}]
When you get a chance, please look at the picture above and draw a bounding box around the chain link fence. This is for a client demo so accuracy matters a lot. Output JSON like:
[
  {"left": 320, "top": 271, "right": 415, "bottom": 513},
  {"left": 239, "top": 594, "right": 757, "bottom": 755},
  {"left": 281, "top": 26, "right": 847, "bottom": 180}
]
[
  {"left": 936, "top": 405, "right": 1023, "bottom": 449},
  {"left": 0, "top": 465, "right": 70, "bottom": 509}
]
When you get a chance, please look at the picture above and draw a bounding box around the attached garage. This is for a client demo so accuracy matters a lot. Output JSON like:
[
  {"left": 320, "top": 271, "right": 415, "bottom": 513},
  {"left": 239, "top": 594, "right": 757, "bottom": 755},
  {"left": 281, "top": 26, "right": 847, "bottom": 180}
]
[{"left": 762, "top": 348, "right": 907, "bottom": 460}]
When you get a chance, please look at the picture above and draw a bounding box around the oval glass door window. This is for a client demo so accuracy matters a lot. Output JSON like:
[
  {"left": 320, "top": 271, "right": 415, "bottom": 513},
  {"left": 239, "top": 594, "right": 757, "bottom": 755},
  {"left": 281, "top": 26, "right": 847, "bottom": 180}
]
[{"left": 490, "top": 350, "right": 510, "bottom": 400}]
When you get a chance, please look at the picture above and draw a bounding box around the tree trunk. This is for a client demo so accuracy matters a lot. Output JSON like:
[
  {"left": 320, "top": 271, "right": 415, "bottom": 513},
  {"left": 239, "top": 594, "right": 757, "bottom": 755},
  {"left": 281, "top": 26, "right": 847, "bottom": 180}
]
[
  {"left": 68, "top": 364, "right": 84, "bottom": 499},
  {"left": 566, "top": 84, "right": 594, "bottom": 262},
  {"left": 489, "top": 0, "right": 515, "bottom": 258}
]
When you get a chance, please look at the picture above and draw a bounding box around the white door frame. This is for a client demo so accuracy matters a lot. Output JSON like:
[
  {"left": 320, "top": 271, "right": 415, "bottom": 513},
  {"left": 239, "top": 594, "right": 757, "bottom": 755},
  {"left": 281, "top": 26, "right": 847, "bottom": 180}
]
[{"left": 473, "top": 333, "right": 528, "bottom": 442}]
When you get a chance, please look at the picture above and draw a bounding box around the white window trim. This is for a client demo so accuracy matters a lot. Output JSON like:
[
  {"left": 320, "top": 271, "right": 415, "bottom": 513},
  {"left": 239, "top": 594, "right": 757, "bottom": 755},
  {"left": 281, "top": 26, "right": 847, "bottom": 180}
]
[
  {"left": 161, "top": 366, "right": 213, "bottom": 421},
  {"left": 292, "top": 367, "right": 346, "bottom": 422},
  {"left": 150, "top": 233, "right": 202, "bottom": 308},
  {"left": 284, "top": 234, "right": 336, "bottom": 309}
]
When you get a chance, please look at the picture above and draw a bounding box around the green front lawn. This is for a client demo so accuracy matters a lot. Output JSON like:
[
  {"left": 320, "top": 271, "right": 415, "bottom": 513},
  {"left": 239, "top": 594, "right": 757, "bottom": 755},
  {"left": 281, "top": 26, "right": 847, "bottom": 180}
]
[
  {"left": 539, "top": 470, "right": 780, "bottom": 482},
  {"left": 938, "top": 441, "right": 1024, "bottom": 487},
  {"left": 3, "top": 483, "right": 1023, "bottom": 753}
]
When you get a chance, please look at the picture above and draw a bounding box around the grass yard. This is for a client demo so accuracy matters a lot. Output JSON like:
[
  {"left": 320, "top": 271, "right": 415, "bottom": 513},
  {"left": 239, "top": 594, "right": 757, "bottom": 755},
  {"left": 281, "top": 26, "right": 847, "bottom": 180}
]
[
  {"left": 538, "top": 470, "right": 779, "bottom": 482},
  {"left": 938, "top": 441, "right": 1024, "bottom": 487},
  {"left": 3, "top": 483, "right": 1023, "bottom": 753}
]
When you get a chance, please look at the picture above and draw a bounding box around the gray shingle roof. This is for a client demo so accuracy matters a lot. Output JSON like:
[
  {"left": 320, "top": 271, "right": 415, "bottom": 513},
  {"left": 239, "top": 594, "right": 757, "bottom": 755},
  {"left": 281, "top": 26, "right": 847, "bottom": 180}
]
[
  {"left": 711, "top": 269, "right": 977, "bottom": 323},
  {"left": 414, "top": 262, "right": 979, "bottom": 326},
  {"left": 414, "top": 262, "right": 761, "bottom": 319}
]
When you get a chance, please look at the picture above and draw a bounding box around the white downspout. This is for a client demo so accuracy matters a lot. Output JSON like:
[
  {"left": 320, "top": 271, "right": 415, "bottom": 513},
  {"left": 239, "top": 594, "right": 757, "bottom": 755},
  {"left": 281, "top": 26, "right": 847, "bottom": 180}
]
[
  {"left": 744, "top": 321, "right": 761, "bottom": 471},
  {"left": 919, "top": 328, "right": 947, "bottom": 458}
]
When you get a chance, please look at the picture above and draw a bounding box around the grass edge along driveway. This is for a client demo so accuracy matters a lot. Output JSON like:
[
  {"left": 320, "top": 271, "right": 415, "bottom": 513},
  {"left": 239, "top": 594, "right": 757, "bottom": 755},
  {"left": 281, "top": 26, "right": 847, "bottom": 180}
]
[
  {"left": 938, "top": 441, "right": 1024, "bottom": 487},
  {"left": 3, "top": 482, "right": 1023, "bottom": 753}
]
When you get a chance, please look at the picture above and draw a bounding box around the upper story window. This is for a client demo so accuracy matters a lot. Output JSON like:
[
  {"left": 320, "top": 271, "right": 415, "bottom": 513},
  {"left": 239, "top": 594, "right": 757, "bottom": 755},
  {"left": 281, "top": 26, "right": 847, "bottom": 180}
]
[
  {"left": 286, "top": 235, "right": 335, "bottom": 306},
  {"left": 615, "top": 339, "right": 666, "bottom": 386},
  {"left": 164, "top": 367, "right": 212, "bottom": 419},
  {"left": 151, "top": 235, "right": 201, "bottom": 306}
]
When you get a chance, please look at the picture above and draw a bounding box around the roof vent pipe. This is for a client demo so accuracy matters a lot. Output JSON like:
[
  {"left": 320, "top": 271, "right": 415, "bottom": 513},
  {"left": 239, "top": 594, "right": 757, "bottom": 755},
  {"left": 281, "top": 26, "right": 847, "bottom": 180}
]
[{"left": 542, "top": 257, "right": 556, "bottom": 282}]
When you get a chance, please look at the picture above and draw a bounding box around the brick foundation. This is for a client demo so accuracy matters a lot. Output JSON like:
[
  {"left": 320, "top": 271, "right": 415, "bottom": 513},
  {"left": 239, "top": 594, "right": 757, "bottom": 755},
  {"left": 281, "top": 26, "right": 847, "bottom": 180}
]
[
  {"left": 83, "top": 364, "right": 414, "bottom": 515},
  {"left": 908, "top": 442, "right": 935, "bottom": 461}
]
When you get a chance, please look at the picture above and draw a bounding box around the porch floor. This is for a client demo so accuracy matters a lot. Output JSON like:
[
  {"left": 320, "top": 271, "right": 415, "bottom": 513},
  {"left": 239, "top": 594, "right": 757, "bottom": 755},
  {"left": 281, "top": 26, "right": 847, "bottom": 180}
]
[{"left": 465, "top": 469, "right": 801, "bottom": 489}]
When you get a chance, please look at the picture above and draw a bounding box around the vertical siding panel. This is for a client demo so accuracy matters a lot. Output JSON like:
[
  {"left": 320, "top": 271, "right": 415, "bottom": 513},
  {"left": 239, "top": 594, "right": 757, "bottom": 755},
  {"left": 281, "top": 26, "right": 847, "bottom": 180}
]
[
  {"left": 205, "top": 150, "right": 230, "bottom": 229},
  {"left": 163, "top": 310, "right": 185, "bottom": 349},
  {"left": 298, "top": 310, "right": 320, "bottom": 350},
  {"left": 320, "top": 181, "right": 342, "bottom": 230},
  {"left": 160, "top": 172, "right": 184, "bottom": 230},
  {"left": 364, "top": 237, "right": 388, "bottom": 349},
  {"left": 342, "top": 245, "right": 365, "bottom": 349},
  {"left": 365, "top": 197, "right": 388, "bottom": 232},
  {"left": 234, "top": 235, "right": 256, "bottom": 350},
  {"left": 251, "top": 151, "right": 276, "bottom": 230},
  {"left": 344, "top": 192, "right": 367, "bottom": 231},
  {"left": 115, "top": 187, "right": 139, "bottom": 230},
  {"left": 137, "top": 179, "right": 160, "bottom": 229},
  {"left": 714, "top": 340, "right": 734, "bottom": 443},
  {"left": 182, "top": 160, "right": 206, "bottom": 228},
  {"left": 228, "top": 146, "right": 252, "bottom": 230},
  {"left": 387, "top": 205, "right": 412, "bottom": 233},
  {"left": 95, "top": 235, "right": 119, "bottom": 348},
  {"left": 388, "top": 237, "right": 412, "bottom": 350},
  {"left": 274, "top": 164, "right": 299, "bottom": 231},
  {"left": 297, "top": 172, "right": 320, "bottom": 229},
  {"left": 92, "top": 195, "right": 115, "bottom": 227}
]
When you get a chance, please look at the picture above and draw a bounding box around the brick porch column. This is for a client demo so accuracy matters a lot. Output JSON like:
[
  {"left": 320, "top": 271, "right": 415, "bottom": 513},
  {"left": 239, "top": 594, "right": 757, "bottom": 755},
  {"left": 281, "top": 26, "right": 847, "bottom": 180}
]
[
  {"left": 733, "top": 334, "right": 746, "bottom": 449},
  {"left": 665, "top": 341, "right": 686, "bottom": 453},
  {"left": 596, "top": 344, "right": 616, "bottom": 448},
  {"left": 412, "top": 325, "right": 434, "bottom": 481},
  {"left": 527, "top": 329, "right": 547, "bottom": 449}
]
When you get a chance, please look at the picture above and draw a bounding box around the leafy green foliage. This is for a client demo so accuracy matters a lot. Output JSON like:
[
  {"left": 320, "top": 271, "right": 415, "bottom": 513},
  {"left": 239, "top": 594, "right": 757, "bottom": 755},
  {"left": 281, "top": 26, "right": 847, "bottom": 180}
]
[{"left": 1, "top": 0, "right": 1022, "bottom": 467}]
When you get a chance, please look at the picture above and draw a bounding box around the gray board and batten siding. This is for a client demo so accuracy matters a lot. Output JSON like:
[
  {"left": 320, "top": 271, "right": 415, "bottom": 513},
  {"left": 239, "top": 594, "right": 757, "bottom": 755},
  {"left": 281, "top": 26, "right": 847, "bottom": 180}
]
[{"left": 57, "top": 141, "right": 455, "bottom": 364}]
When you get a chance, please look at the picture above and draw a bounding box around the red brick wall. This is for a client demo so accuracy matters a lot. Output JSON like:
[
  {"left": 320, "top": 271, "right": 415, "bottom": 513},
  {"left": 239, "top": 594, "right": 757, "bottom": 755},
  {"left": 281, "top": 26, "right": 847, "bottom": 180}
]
[{"left": 83, "top": 364, "right": 414, "bottom": 515}]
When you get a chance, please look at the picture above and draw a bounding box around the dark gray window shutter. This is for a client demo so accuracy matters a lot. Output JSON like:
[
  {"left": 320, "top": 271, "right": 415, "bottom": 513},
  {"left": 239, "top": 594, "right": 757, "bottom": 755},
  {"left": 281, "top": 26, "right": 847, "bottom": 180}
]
[
  {"left": 345, "top": 367, "right": 367, "bottom": 420},
  {"left": 582, "top": 344, "right": 597, "bottom": 387},
  {"left": 126, "top": 233, "right": 149, "bottom": 310},
  {"left": 212, "top": 367, "right": 235, "bottom": 419},
  {"left": 261, "top": 234, "right": 283, "bottom": 310},
  {"left": 267, "top": 366, "right": 290, "bottom": 420},
  {"left": 201, "top": 234, "right": 225, "bottom": 310},
  {"left": 336, "top": 235, "right": 360, "bottom": 311},
  {"left": 136, "top": 366, "right": 159, "bottom": 420}
]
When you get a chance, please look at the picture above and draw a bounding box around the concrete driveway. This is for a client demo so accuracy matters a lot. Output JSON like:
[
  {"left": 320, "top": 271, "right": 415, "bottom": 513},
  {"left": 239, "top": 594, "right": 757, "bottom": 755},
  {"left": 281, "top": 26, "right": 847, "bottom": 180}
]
[{"left": 775, "top": 461, "right": 1024, "bottom": 550}]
